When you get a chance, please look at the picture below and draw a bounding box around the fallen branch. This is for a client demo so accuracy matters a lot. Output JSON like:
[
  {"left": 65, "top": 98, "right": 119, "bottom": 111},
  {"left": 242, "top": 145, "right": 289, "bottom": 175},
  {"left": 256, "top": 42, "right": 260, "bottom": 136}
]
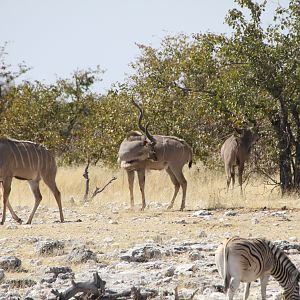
[
  {"left": 89, "top": 176, "right": 117, "bottom": 201},
  {"left": 50, "top": 272, "right": 158, "bottom": 300},
  {"left": 51, "top": 272, "right": 105, "bottom": 300}
]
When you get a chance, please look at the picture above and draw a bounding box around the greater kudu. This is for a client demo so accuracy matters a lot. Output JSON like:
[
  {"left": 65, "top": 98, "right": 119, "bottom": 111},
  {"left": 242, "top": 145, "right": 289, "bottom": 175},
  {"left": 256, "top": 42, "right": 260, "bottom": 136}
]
[
  {"left": 0, "top": 137, "right": 64, "bottom": 224},
  {"left": 118, "top": 100, "right": 192, "bottom": 211},
  {"left": 221, "top": 128, "right": 259, "bottom": 193}
]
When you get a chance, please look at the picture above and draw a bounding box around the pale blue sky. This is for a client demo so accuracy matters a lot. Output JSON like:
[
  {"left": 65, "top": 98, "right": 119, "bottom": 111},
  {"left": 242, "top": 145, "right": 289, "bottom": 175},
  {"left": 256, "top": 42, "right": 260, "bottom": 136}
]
[{"left": 1, "top": 0, "right": 289, "bottom": 93}]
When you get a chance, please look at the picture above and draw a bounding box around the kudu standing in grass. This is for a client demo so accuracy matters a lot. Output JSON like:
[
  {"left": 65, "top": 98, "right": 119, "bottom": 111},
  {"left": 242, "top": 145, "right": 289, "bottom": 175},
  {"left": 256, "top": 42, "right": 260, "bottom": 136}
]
[
  {"left": 118, "top": 100, "right": 193, "bottom": 211},
  {"left": 221, "top": 128, "right": 259, "bottom": 194},
  {"left": 0, "top": 137, "right": 64, "bottom": 224}
]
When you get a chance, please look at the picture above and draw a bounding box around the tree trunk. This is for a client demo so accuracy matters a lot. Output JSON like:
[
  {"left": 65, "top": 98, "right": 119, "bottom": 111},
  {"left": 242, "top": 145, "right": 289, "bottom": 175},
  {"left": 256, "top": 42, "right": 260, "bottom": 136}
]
[
  {"left": 291, "top": 105, "right": 300, "bottom": 193},
  {"left": 271, "top": 117, "right": 293, "bottom": 194},
  {"left": 294, "top": 141, "right": 300, "bottom": 192}
]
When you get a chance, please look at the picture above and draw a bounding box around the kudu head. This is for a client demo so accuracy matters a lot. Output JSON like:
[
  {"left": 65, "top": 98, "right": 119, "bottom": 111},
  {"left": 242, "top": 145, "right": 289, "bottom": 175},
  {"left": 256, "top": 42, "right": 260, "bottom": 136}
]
[
  {"left": 234, "top": 124, "right": 259, "bottom": 147},
  {"left": 131, "top": 98, "right": 157, "bottom": 160}
]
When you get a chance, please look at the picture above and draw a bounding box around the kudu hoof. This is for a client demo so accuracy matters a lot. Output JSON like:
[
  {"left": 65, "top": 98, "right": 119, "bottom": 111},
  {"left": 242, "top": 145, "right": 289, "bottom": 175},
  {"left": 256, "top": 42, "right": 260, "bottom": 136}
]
[{"left": 167, "top": 205, "right": 173, "bottom": 210}]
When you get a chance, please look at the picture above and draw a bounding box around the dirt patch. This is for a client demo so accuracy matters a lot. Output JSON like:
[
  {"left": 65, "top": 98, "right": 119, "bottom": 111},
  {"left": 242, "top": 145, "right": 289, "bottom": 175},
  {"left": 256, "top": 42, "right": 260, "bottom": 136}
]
[{"left": 0, "top": 203, "right": 299, "bottom": 298}]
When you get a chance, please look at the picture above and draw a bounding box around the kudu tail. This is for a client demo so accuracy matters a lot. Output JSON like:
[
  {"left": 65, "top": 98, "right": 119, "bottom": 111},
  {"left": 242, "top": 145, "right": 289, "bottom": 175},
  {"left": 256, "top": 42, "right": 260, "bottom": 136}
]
[{"left": 188, "top": 146, "right": 193, "bottom": 169}]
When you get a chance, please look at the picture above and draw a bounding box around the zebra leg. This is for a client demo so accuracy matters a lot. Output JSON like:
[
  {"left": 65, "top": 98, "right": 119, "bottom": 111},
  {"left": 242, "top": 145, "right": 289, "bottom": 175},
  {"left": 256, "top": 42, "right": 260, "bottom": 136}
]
[
  {"left": 42, "top": 176, "right": 64, "bottom": 223},
  {"left": 166, "top": 167, "right": 180, "bottom": 210},
  {"left": 26, "top": 180, "right": 43, "bottom": 224},
  {"left": 227, "top": 277, "right": 240, "bottom": 300},
  {"left": 137, "top": 169, "right": 146, "bottom": 211},
  {"left": 126, "top": 170, "right": 135, "bottom": 209},
  {"left": 243, "top": 282, "right": 251, "bottom": 299},
  {"left": 260, "top": 274, "right": 269, "bottom": 300},
  {"left": 1, "top": 177, "right": 12, "bottom": 225}
]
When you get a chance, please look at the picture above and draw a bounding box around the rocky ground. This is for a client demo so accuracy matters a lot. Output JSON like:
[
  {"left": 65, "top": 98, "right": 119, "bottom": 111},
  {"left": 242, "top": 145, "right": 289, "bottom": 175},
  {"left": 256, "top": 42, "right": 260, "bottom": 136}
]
[{"left": 0, "top": 202, "right": 299, "bottom": 299}]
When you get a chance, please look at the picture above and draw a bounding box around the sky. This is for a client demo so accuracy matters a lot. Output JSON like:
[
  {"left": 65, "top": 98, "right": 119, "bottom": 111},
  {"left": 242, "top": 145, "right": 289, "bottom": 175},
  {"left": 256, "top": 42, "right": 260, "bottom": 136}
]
[{"left": 0, "top": 0, "right": 290, "bottom": 93}]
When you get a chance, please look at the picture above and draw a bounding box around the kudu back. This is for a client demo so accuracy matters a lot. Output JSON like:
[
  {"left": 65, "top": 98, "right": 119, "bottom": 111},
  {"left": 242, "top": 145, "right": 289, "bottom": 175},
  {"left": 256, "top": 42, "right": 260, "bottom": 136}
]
[
  {"left": 0, "top": 137, "right": 64, "bottom": 224},
  {"left": 118, "top": 100, "right": 192, "bottom": 211},
  {"left": 221, "top": 129, "right": 258, "bottom": 193}
]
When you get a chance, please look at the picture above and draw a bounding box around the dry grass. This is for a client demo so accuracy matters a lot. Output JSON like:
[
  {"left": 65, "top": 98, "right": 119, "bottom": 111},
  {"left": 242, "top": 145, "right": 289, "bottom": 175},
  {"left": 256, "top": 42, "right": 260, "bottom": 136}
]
[
  {"left": 6, "top": 164, "right": 300, "bottom": 211},
  {"left": 2, "top": 164, "right": 300, "bottom": 287}
]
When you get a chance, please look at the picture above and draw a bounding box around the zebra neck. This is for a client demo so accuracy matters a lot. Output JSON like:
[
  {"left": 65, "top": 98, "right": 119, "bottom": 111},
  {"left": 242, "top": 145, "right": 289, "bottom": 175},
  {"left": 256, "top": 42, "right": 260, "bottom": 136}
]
[{"left": 270, "top": 243, "right": 299, "bottom": 290}]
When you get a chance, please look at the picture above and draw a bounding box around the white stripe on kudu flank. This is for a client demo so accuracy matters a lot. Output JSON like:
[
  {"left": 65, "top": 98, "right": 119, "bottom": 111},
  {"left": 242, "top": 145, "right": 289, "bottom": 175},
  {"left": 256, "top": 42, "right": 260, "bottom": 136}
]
[
  {"left": 22, "top": 142, "right": 33, "bottom": 170},
  {"left": 28, "top": 144, "right": 35, "bottom": 170},
  {"left": 33, "top": 146, "right": 40, "bottom": 170},
  {"left": 15, "top": 143, "right": 26, "bottom": 168},
  {"left": 7, "top": 141, "right": 19, "bottom": 168}
]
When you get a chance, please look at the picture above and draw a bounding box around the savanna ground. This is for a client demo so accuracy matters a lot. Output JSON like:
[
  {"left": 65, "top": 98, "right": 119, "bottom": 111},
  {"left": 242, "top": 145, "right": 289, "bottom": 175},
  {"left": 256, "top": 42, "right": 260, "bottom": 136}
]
[{"left": 1, "top": 164, "right": 300, "bottom": 298}]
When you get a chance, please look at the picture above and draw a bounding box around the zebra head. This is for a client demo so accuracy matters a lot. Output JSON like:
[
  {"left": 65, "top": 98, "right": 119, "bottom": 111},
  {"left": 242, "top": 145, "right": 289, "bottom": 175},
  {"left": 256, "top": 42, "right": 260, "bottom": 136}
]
[{"left": 284, "top": 271, "right": 300, "bottom": 299}]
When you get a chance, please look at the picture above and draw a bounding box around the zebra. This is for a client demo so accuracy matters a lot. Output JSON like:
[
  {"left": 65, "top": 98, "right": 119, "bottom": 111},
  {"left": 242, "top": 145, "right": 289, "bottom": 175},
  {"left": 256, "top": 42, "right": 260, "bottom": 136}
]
[
  {"left": 0, "top": 137, "right": 64, "bottom": 224},
  {"left": 215, "top": 237, "right": 300, "bottom": 299}
]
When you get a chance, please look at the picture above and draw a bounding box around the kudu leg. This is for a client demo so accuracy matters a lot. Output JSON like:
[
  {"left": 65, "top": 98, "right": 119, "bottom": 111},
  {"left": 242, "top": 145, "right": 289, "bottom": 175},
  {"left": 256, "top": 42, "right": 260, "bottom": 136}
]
[
  {"left": 238, "top": 164, "right": 244, "bottom": 195},
  {"left": 27, "top": 180, "right": 43, "bottom": 224},
  {"left": 137, "top": 169, "right": 146, "bottom": 211},
  {"left": 7, "top": 202, "right": 22, "bottom": 224},
  {"left": 0, "top": 178, "right": 23, "bottom": 224},
  {"left": 170, "top": 166, "right": 187, "bottom": 211},
  {"left": 42, "top": 176, "right": 64, "bottom": 223},
  {"left": 166, "top": 167, "right": 180, "bottom": 210},
  {"left": 126, "top": 170, "right": 135, "bottom": 209},
  {"left": 1, "top": 177, "right": 12, "bottom": 225},
  {"left": 225, "top": 165, "right": 235, "bottom": 191}
]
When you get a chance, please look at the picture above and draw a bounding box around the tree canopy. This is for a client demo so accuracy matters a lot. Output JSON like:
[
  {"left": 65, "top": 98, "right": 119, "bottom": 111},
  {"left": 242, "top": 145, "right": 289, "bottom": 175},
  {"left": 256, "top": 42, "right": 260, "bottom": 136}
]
[{"left": 0, "top": 0, "right": 299, "bottom": 193}]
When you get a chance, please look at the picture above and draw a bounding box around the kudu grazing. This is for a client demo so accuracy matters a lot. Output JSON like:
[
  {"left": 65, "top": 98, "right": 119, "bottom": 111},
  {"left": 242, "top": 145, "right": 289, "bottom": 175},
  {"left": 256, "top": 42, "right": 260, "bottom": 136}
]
[
  {"left": 0, "top": 137, "right": 64, "bottom": 224},
  {"left": 118, "top": 100, "right": 193, "bottom": 211},
  {"left": 221, "top": 128, "right": 259, "bottom": 193}
]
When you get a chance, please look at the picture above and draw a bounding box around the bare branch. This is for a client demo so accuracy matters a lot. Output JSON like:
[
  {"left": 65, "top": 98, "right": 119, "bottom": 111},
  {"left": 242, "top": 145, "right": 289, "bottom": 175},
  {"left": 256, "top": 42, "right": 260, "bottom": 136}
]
[
  {"left": 256, "top": 167, "right": 279, "bottom": 186},
  {"left": 89, "top": 177, "right": 117, "bottom": 201}
]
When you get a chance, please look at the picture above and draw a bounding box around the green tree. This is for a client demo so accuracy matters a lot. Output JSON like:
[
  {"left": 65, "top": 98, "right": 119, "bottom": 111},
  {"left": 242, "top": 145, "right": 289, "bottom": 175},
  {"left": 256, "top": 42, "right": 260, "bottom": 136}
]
[{"left": 224, "top": 0, "right": 300, "bottom": 193}]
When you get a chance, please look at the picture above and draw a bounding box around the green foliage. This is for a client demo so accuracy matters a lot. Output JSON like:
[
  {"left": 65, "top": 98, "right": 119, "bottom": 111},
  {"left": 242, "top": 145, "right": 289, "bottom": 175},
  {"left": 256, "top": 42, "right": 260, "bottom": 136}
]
[{"left": 0, "top": 0, "right": 299, "bottom": 194}]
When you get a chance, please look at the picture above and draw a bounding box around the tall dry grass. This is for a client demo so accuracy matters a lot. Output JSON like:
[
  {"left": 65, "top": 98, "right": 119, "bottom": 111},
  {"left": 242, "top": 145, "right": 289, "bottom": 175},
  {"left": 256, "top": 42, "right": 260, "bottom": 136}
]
[{"left": 6, "top": 164, "right": 300, "bottom": 211}]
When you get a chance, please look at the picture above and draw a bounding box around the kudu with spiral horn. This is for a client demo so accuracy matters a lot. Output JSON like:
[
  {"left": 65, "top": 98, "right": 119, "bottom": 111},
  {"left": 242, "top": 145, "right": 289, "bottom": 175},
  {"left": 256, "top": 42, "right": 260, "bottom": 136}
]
[{"left": 118, "top": 99, "right": 193, "bottom": 211}]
